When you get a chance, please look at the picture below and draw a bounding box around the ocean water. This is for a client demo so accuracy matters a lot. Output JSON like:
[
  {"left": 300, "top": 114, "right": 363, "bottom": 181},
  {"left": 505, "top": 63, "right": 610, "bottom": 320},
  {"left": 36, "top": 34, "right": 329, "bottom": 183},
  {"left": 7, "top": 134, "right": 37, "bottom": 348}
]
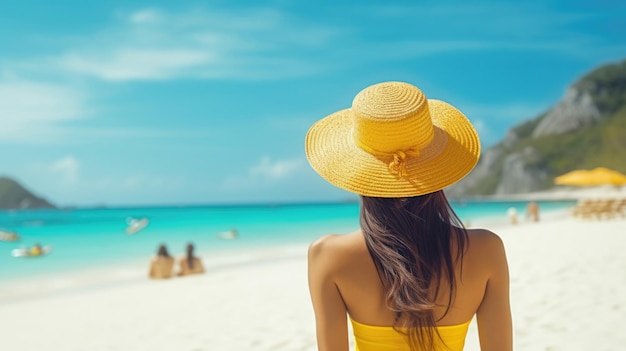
[{"left": 0, "top": 200, "right": 575, "bottom": 281}]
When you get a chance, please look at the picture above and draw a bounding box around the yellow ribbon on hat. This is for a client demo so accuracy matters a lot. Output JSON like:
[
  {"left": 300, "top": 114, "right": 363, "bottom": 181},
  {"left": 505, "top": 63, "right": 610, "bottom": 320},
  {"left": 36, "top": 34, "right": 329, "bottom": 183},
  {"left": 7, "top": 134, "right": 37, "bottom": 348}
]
[
  {"left": 388, "top": 149, "right": 420, "bottom": 178},
  {"left": 355, "top": 138, "right": 420, "bottom": 178}
]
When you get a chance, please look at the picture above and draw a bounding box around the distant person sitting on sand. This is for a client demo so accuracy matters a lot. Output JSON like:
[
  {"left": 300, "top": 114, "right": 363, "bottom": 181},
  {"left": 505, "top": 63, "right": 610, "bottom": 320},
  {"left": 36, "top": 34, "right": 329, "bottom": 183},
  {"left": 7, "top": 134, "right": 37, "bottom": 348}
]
[
  {"left": 507, "top": 207, "right": 518, "bottom": 225},
  {"left": 526, "top": 201, "right": 540, "bottom": 222},
  {"left": 149, "top": 244, "right": 175, "bottom": 279},
  {"left": 178, "top": 243, "right": 205, "bottom": 276}
]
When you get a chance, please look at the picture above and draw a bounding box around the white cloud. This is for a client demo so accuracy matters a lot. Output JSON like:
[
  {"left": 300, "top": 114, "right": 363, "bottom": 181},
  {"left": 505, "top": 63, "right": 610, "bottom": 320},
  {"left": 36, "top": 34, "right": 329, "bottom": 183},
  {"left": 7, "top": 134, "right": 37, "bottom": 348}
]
[
  {"left": 0, "top": 78, "right": 215, "bottom": 143},
  {"left": 129, "top": 9, "right": 161, "bottom": 24},
  {"left": 250, "top": 156, "right": 305, "bottom": 180},
  {"left": 12, "top": 4, "right": 611, "bottom": 85},
  {"left": 457, "top": 101, "right": 551, "bottom": 146},
  {"left": 51, "top": 156, "right": 80, "bottom": 183},
  {"left": 0, "top": 81, "right": 84, "bottom": 122},
  {"left": 0, "top": 80, "right": 87, "bottom": 143},
  {"left": 219, "top": 156, "right": 311, "bottom": 195},
  {"left": 121, "top": 175, "right": 145, "bottom": 189},
  {"left": 52, "top": 7, "right": 333, "bottom": 81},
  {"left": 60, "top": 49, "right": 216, "bottom": 81}
]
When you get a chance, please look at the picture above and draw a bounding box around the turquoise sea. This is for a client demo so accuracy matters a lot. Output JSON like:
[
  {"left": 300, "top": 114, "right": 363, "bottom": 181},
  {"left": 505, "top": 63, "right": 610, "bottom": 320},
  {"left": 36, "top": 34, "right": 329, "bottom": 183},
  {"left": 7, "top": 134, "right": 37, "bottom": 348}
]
[{"left": 0, "top": 200, "right": 575, "bottom": 281}]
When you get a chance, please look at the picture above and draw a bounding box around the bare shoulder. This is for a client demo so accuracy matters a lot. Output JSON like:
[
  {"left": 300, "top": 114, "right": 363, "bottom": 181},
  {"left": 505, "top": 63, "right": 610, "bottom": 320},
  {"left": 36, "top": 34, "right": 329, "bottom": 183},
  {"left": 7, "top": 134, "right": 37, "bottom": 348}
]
[
  {"left": 465, "top": 228, "right": 508, "bottom": 276},
  {"left": 466, "top": 228, "right": 505, "bottom": 250},
  {"left": 308, "top": 231, "right": 365, "bottom": 265}
]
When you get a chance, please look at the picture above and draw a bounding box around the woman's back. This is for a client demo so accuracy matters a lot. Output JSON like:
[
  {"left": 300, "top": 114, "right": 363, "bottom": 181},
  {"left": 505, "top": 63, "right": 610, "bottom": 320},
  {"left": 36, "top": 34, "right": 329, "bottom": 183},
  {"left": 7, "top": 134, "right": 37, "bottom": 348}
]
[
  {"left": 304, "top": 81, "right": 511, "bottom": 351},
  {"left": 308, "top": 228, "right": 511, "bottom": 350},
  {"left": 178, "top": 257, "right": 205, "bottom": 276},
  {"left": 149, "top": 256, "right": 175, "bottom": 279}
]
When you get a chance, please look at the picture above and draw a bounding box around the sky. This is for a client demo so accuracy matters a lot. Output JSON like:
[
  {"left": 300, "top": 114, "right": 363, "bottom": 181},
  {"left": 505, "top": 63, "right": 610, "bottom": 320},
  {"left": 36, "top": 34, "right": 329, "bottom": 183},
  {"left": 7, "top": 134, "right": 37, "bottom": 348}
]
[{"left": 1, "top": 0, "right": 625, "bottom": 207}]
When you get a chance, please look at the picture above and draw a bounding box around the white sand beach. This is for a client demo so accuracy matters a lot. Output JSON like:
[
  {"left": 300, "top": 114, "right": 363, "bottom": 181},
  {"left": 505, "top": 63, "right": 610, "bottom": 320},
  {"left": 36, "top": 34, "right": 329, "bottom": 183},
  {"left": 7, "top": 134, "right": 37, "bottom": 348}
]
[{"left": 1, "top": 197, "right": 625, "bottom": 351}]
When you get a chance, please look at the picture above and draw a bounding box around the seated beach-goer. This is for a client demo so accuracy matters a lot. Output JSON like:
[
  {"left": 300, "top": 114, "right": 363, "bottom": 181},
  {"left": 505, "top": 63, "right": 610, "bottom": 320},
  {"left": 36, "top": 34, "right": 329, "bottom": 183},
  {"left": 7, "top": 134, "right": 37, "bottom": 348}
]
[
  {"left": 305, "top": 82, "right": 512, "bottom": 351},
  {"left": 507, "top": 207, "right": 518, "bottom": 225},
  {"left": 178, "top": 243, "right": 205, "bottom": 276},
  {"left": 149, "top": 244, "right": 175, "bottom": 279},
  {"left": 526, "top": 201, "right": 540, "bottom": 222}
]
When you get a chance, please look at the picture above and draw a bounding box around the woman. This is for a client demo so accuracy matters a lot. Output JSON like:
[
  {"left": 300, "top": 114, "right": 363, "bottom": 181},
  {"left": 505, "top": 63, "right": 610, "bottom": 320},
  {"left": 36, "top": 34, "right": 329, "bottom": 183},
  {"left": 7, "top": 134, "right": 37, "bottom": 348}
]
[
  {"left": 178, "top": 243, "right": 205, "bottom": 276},
  {"left": 305, "top": 82, "right": 512, "bottom": 350},
  {"left": 148, "top": 244, "right": 175, "bottom": 279}
]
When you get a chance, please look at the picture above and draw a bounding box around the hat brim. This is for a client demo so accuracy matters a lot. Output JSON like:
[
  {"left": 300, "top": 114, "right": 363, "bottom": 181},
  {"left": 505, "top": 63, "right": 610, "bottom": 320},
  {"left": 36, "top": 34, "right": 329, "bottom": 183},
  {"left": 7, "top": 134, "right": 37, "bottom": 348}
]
[{"left": 305, "top": 99, "right": 481, "bottom": 197}]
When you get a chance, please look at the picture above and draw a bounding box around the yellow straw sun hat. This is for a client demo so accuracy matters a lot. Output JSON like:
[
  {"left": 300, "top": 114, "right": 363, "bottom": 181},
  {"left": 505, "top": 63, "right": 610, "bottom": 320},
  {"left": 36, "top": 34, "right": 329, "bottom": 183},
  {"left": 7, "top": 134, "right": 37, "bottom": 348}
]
[{"left": 305, "top": 81, "right": 481, "bottom": 197}]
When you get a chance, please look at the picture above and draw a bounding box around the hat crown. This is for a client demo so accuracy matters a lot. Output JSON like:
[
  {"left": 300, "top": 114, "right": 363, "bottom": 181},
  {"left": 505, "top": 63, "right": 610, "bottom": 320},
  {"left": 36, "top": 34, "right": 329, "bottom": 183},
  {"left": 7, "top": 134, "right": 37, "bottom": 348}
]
[{"left": 352, "top": 82, "right": 434, "bottom": 154}]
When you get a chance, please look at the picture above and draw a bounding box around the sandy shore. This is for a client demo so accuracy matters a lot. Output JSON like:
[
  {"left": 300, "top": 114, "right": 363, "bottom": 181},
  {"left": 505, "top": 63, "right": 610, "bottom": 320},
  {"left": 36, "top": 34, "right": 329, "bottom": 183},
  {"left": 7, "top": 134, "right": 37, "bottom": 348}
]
[{"left": 1, "top": 204, "right": 625, "bottom": 350}]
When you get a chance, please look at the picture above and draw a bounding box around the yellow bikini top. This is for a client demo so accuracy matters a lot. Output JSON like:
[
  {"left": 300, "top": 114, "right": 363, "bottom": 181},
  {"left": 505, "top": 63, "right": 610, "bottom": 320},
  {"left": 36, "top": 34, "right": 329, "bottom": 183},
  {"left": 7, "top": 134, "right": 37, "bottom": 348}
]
[{"left": 350, "top": 317, "right": 471, "bottom": 351}]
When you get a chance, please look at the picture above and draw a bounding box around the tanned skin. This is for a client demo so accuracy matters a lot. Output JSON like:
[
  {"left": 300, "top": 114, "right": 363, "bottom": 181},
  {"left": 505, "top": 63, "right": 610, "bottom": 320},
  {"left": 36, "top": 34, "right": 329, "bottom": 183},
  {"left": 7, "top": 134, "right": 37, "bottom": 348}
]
[{"left": 308, "top": 228, "right": 512, "bottom": 351}]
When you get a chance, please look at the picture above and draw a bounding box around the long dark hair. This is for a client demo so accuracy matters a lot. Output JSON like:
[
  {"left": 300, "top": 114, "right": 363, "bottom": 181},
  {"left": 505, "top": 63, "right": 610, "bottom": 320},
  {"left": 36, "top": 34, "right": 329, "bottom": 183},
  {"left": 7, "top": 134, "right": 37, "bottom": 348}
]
[
  {"left": 157, "top": 244, "right": 170, "bottom": 258},
  {"left": 360, "top": 191, "right": 468, "bottom": 350},
  {"left": 186, "top": 243, "right": 195, "bottom": 269}
]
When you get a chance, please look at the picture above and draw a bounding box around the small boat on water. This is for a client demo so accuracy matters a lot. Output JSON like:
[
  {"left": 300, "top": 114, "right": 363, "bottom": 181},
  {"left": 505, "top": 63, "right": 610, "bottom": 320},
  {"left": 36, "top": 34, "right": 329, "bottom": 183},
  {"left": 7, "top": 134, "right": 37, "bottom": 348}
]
[
  {"left": 126, "top": 217, "right": 149, "bottom": 235},
  {"left": 0, "top": 230, "right": 20, "bottom": 242},
  {"left": 12, "top": 245, "right": 52, "bottom": 258}
]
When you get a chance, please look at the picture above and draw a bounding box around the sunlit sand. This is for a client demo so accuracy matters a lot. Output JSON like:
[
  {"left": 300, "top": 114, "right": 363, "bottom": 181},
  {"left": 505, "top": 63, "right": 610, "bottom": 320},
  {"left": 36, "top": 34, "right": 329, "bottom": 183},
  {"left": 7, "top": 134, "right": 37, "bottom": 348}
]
[{"left": 0, "top": 189, "right": 625, "bottom": 350}]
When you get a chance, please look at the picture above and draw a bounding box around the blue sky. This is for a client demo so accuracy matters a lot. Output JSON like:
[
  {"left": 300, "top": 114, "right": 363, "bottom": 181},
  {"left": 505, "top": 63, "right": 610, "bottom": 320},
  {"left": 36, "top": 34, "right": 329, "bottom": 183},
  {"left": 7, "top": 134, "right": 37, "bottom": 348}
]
[{"left": 1, "top": 0, "right": 625, "bottom": 206}]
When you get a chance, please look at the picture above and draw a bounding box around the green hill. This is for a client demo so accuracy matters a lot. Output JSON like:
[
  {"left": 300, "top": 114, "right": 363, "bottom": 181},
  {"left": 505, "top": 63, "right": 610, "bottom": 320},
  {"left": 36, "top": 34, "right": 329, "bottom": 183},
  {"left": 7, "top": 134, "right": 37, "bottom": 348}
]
[
  {"left": 0, "top": 177, "right": 56, "bottom": 210},
  {"left": 448, "top": 59, "right": 626, "bottom": 196}
]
